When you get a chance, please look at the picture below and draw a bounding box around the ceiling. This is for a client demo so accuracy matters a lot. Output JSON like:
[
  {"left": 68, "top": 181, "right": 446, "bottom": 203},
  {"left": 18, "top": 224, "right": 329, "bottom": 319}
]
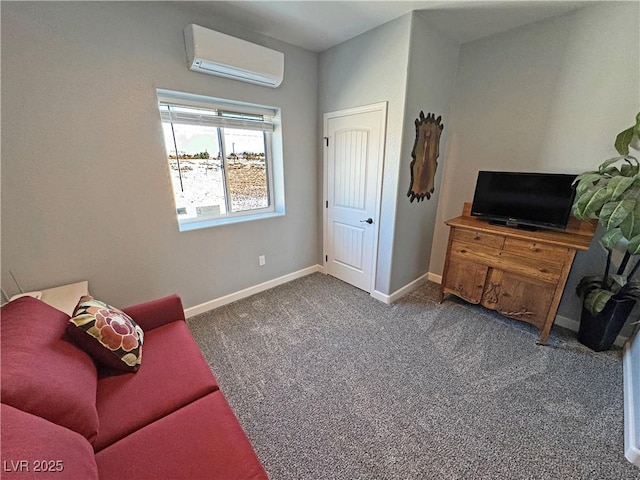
[{"left": 199, "top": 1, "right": 595, "bottom": 52}]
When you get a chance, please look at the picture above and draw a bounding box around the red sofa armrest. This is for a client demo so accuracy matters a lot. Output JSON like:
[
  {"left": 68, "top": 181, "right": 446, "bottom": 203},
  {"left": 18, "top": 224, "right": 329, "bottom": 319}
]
[{"left": 122, "top": 294, "right": 185, "bottom": 332}]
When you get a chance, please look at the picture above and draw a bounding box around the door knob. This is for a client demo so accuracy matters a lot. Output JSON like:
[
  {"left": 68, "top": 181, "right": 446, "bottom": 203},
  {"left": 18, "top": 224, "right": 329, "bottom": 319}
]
[{"left": 360, "top": 218, "right": 374, "bottom": 224}]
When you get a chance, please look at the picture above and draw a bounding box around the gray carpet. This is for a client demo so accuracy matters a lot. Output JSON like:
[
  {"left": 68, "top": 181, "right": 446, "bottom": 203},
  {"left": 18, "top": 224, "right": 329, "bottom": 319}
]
[{"left": 187, "top": 273, "right": 639, "bottom": 479}]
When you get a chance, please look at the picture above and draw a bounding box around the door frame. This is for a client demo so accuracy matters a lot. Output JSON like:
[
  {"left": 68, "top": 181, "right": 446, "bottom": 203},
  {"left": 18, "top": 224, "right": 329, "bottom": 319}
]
[{"left": 322, "top": 102, "right": 387, "bottom": 294}]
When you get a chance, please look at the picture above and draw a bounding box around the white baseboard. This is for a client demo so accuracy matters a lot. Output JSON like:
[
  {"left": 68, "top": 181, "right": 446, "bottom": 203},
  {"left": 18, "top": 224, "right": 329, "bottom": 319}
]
[
  {"left": 185, "top": 265, "right": 323, "bottom": 318},
  {"left": 371, "top": 272, "right": 431, "bottom": 304},
  {"left": 554, "top": 314, "right": 581, "bottom": 334},
  {"left": 370, "top": 290, "right": 390, "bottom": 304},
  {"left": 428, "top": 272, "right": 442, "bottom": 284},
  {"left": 624, "top": 335, "right": 640, "bottom": 468}
]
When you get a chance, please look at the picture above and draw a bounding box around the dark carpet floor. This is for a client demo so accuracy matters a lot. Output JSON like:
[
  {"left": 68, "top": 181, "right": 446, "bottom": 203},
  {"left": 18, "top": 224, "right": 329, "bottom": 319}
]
[{"left": 188, "top": 273, "right": 639, "bottom": 479}]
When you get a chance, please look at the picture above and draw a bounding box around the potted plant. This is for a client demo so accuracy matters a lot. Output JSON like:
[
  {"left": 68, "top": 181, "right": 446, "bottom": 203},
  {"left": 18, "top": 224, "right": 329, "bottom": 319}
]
[{"left": 572, "top": 112, "right": 640, "bottom": 351}]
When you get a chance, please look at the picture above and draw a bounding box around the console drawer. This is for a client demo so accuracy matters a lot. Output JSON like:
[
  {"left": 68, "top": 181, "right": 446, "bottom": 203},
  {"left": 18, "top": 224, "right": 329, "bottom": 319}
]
[
  {"left": 452, "top": 228, "right": 505, "bottom": 249},
  {"left": 450, "top": 241, "right": 562, "bottom": 283},
  {"left": 503, "top": 237, "right": 569, "bottom": 264}
]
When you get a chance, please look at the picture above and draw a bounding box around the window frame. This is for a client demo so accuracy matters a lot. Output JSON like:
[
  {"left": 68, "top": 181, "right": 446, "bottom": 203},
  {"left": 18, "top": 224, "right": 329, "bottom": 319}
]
[
  {"left": 156, "top": 89, "right": 285, "bottom": 231},
  {"left": 216, "top": 126, "right": 274, "bottom": 218}
]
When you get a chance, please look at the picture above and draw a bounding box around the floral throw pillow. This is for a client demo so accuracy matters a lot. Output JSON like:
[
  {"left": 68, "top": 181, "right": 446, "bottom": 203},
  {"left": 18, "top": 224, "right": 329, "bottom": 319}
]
[{"left": 67, "top": 296, "right": 144, "bottom": 373}]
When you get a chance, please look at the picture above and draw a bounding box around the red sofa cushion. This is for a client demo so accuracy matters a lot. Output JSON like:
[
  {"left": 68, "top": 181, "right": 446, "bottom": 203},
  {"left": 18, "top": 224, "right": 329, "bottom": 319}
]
[
  {"left": 94, "top": 320, "right": 219, "bottom": 451},
  {"left": 122, "top": 293, "right": 185, "bottom": 331},
  {"left": 1, "top": 403, "right": 99, "bottom": 480},
  {"left": 0, "top": 297, "right": 99, "bottom": 443},
  {"left": 95, "top": 391, "right": 268, "bottom": 480},
  {"left": 67, "top": 295, "right": 144, "bottom": 372}
]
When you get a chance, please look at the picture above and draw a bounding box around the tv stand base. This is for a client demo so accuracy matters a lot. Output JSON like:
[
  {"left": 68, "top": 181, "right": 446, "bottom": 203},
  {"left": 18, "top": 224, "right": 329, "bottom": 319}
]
[{"left": 488, "top": 220, "right": 538, "bottom": 231}]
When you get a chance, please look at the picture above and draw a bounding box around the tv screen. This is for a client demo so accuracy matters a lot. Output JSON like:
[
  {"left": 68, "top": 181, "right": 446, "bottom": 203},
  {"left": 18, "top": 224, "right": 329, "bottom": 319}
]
[{"left": 471, "top": 171, "right": 577, "bottom": 230}]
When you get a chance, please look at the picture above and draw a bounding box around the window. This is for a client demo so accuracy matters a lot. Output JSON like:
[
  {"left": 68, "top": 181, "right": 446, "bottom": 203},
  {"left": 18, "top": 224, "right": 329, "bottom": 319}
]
[{"left": 157, "top": 90, "right": 284, "bottom": 230}]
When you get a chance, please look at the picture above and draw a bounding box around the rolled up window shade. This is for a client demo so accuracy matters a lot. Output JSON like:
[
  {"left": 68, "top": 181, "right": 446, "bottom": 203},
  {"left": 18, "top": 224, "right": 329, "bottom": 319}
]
[{"left": 158, "top": 103, "right": 274, "bottom": 132}]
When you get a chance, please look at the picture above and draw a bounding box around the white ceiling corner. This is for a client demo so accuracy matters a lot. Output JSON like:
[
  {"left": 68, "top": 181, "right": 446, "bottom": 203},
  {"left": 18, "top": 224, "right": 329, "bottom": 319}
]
[{"left": 199, "top": 1, "right": 596, "bottom": 52}]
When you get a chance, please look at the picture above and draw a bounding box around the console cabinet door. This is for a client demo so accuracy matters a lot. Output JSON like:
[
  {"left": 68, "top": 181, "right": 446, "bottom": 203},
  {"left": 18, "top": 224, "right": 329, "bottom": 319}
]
[
  {"left": 492, "top": 272, "right": 555, "bottom": 329},
  {"left": 443, "top": 260, "right": 489, "bottom": 304}
]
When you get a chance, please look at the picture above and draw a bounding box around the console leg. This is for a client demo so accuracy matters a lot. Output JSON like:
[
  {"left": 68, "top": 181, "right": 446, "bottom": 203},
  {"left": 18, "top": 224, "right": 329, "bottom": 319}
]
[{"left": 536, "top": 329, "right": 550, "bottom": 346}]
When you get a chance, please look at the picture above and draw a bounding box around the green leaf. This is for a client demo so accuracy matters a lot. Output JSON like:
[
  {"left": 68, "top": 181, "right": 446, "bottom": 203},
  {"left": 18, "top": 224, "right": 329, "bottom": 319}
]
[
  {"left": 616, "top": 127, "right": 635, "bottom": 155},
  {"left": 585, "top": 288, "right": 615, "bottom": 315},
  {"left": 614, "top": 113, "right": 640, "bottom": 155},
  {"left": 599, "top": 156, "right": 627, "bottom": 174},
  {"left": 627, "top": 178, "right": 640, "bottom": 193},
  {"left": 628, "top": 233, "right": 640, "bottom": 255},
  {"left": 606, "top": 176, "right": 636, "bottom": 200},
  {"left": 572, "top": 186, "right": 610, "bottom": 219},
  {"left": 576, "top": 275, "right": 604, "bottom": 298},
  {"left": 620, "top": 203, "right": 640, "bottom": 240},
  {"left": 599, "top": 228, "right": 624, "bottom": 249},
  {"left": 574, "top": 173, "right": 602, "bottom": 196},
  {"left": 609, "top": 275, "right": 627, "bottom": 289},
  {"left": 573, "top": 170, "right": 598, "bottom": 185},
  {"left": 621, "top": 162, "right": 635, "bottom": 177},
  {"left": 602, "top": 166, "right": 621, "bottom": 177},
  {"left": 599, "top": 199, "right": 635, "bottom": 230},
  {"left": 620, "top": 158, "right": 640, "bottom": 177}
]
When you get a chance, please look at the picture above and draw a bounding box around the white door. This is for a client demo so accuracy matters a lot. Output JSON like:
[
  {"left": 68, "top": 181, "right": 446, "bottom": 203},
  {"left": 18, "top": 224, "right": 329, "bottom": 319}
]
[{"left": 324, "top": 103, "right": 387, "bottom": 292}]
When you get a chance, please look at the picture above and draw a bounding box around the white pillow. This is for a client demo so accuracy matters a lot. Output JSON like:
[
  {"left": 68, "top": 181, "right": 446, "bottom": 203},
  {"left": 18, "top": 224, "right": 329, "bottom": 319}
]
[{"left": 11, "top": 281, "right": 89, "bottom": 316}]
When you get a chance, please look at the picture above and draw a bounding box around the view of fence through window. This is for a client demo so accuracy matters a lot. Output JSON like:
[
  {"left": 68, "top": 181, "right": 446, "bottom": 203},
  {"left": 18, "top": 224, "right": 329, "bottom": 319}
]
[{"left": 161, "top": 118, "right": 269, "bottom": 222}]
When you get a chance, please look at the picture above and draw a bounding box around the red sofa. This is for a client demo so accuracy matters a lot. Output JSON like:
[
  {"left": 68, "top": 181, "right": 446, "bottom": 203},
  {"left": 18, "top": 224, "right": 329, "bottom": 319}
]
[{"left": 1, "top": 294, "right": 268, "bottom": 479}]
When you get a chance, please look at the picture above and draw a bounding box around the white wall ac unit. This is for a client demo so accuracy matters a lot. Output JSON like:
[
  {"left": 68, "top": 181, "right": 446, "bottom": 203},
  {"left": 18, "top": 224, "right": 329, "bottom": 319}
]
[{"left": 184, "top": 24, "right": 284, "bottom": 88}]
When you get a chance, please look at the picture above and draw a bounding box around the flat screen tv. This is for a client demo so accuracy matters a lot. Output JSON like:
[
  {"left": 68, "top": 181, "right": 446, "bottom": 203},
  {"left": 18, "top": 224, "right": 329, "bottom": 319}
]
[{"left": 470, "top": 171, "right": 577, "bottom": 231}]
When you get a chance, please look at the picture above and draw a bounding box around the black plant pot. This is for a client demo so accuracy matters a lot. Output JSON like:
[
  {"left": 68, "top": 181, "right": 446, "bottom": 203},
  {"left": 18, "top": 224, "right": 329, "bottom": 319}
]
[{"left": 578, "top": 297, "right": 636, "bottom": 351}]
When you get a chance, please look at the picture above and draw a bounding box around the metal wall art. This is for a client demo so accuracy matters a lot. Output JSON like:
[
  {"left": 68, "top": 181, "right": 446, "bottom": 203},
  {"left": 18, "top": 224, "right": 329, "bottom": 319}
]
[{"left": 407, "top": 111, "right": 444, "bottom": 202}]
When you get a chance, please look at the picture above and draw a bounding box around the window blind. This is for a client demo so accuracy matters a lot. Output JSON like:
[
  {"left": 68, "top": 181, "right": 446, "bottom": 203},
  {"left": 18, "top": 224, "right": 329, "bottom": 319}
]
[{"left": 158, "top": 103, "right": 274, "bottom": 132}]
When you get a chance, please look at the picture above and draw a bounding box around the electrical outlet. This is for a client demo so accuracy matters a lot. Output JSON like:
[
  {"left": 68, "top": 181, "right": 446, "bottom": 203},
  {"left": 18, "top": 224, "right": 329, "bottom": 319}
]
[{"left": 259, "top": 255, "right": 266, "bottom": 266}]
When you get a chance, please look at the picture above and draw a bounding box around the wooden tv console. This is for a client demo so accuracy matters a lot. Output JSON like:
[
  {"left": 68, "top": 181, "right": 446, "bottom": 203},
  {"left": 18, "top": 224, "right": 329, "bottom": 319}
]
[{"left": 439, "top": 203, "right": 596, "bottom": 344}]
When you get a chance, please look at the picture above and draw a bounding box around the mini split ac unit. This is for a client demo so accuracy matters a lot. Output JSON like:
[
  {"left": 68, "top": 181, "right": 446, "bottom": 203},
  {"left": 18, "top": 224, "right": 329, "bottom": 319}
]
[{"left": 184, "top": 24, "right": 284, "bottom": 88}]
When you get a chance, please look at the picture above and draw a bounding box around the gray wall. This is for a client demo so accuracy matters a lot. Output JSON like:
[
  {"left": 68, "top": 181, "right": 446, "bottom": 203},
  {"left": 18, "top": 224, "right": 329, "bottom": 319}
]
[
  {"left": 318, "top": 14, "right": 411, "bottom": 295},
  {"left": 429, "top": 2, "right": 640, "bottom": 323},
  {"left": 4, "top": 1, "right": 638, "bottom": 322},
  {"left": 1, "top": 2, "right": 319, "bottom": 308},
  {"left": 389, "top": 13, "right": 459, "bottom": 294},
  {"left": 318, "top": 12, "right": 460, "bottom": 296}
]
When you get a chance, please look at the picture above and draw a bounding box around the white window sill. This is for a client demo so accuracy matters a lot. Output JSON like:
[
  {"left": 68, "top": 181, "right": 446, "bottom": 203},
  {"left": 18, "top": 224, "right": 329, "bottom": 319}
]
[{"left": 178, "top": 210, "right": 285, "bottom": 232}]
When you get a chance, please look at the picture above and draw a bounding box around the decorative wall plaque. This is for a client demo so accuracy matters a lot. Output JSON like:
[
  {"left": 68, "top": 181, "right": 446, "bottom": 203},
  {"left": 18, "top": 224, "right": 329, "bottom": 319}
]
[{"left": 407, "top": 111, "right": 444, "bottom": 202}]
